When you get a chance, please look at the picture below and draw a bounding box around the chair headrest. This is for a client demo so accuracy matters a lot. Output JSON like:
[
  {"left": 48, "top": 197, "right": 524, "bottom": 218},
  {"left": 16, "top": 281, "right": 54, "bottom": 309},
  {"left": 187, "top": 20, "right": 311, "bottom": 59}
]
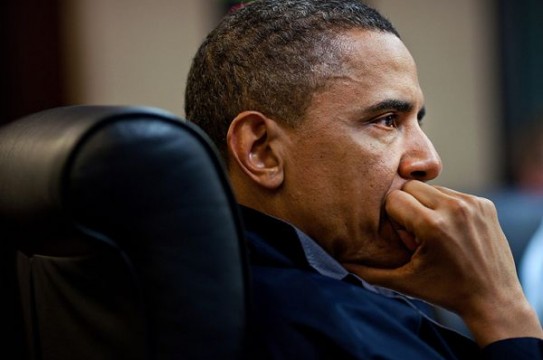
[{"left": 0, "top": 105, "right": 241, "bottom": 256}]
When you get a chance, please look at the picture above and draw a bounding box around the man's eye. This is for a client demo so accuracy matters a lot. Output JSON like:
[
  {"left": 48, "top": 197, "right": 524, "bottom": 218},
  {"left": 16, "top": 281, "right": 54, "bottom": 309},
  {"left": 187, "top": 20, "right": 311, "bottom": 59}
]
[{"left": 375, "top": 114, "right": 397, "bottom": 128}]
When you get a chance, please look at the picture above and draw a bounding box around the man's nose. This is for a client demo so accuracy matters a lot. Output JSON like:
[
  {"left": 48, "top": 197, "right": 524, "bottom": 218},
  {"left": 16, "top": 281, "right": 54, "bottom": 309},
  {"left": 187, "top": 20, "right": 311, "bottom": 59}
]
[{"left": 398, "top": 127, "right": 442, "bottom": 181}]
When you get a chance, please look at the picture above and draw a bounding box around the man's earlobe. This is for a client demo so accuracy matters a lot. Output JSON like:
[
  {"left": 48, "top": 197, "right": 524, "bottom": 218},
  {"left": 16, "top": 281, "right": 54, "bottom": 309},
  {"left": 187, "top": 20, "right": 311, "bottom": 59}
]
[{"left": 227, "top": 111, "right": 285, "bottom": 189}]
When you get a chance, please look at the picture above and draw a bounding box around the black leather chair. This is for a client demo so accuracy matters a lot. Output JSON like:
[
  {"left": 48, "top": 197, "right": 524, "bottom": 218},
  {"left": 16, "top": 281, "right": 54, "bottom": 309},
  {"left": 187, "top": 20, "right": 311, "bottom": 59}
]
[{"left": 0, "top": 105, "right": 249, "bottom": 359}]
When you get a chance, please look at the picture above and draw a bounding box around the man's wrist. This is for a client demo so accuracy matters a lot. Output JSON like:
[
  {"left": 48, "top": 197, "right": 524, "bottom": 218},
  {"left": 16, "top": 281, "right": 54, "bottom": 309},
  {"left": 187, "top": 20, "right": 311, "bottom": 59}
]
[{"left": 462, "top": 296, "right": 543, "bottom": 347}]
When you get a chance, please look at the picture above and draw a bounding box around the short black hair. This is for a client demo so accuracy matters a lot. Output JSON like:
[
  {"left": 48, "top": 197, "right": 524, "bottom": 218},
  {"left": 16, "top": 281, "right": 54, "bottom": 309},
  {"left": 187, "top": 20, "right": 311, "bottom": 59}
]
[{"left": 185, "top": 0, "right": 399, "bottom": 157}]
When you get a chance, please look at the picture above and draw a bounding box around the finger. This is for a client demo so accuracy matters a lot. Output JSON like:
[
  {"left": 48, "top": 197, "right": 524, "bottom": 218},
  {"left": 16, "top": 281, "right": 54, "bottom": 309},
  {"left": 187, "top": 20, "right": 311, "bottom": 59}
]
[
  {"left": 397, "top": 229, "right": 419, "bottom": 251},
  {"left": 431, "top": 185, "right": 491, "bottom": 207},
  {"left": 385, "top": 189, "right": 434, "bottom": 236},
  {"left": 343, "top": 262, "right": 410, "bottom": 291},
  {"left": 401, "top": 180, "right": 446, "bottom": 209},
  {"left": 432, "top": 185, "right": 471, "bottom": 199},
  {"left": 345, "top": 261, "right": 429, "bottom": 300},
  {"left": 433, "top": 186, "right": 499, "bottom": 219}
]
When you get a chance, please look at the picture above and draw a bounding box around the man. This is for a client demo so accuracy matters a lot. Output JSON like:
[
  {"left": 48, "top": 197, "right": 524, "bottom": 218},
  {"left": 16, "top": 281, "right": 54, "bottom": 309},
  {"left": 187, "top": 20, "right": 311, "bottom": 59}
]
[
  {"left": 185, "top": 0, "right": 543, "bottom": 358},
  {"left": 513, "top": 121, "right": 543, "bottom": 324}
]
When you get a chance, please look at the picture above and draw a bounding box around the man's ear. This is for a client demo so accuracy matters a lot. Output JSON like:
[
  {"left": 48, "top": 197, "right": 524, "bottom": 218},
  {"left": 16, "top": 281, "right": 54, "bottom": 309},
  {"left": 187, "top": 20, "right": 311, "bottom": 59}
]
[{"left": 227, "top": 111, "right": 285, "bottom": 190}]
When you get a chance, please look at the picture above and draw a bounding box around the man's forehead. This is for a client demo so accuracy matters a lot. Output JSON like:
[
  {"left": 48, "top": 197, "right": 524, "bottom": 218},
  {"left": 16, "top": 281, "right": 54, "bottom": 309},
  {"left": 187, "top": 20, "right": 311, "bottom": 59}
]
[
  {"left": 353, "top": 31, "right": 410, "bottom": 60},
  {"left": 303, "top": 30, "right": 425, "bottom": 123}
]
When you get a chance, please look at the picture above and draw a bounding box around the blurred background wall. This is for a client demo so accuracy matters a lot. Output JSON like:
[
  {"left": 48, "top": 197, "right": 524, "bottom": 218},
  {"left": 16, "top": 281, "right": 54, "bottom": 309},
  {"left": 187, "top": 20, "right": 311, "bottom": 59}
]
[
  {"left": 1, "top": 0, "right": 542, "bottom": 192},
  {"left": 61, "top": 0, "right": 218, "bottom": 117}
]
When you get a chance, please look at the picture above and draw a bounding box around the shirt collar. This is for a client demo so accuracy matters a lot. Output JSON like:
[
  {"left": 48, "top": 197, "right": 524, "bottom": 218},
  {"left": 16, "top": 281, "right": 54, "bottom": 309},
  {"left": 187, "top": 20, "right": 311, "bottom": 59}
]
[
  {"left": 294, "top": 226, "right": 396, "bottom": 296},
  {"left": 240, "top": 205, "right": 397, "bottom": 297}
]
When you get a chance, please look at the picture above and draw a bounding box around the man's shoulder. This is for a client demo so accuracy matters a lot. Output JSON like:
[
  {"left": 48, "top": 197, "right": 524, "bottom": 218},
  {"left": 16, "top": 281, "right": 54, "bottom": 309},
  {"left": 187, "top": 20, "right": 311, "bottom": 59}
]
[
  {"left": 249, "top": 262, "right": 481, "bottom": 359},
  {"left": 241, "top": 205, "right": 311, "bottom": 268}
]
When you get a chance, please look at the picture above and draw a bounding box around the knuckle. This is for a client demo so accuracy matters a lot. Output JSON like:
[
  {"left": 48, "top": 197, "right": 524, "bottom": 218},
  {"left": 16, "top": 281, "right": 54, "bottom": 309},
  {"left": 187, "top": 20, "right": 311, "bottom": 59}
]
[
  {"left": 424, "top": 212, "right": 446, "bottom": 229},
  {"left": 477, "top": 196, "right": 498, "bottom": 215},
  {"left": 446, "top": 197, "right": 472, "bottom": 217}
]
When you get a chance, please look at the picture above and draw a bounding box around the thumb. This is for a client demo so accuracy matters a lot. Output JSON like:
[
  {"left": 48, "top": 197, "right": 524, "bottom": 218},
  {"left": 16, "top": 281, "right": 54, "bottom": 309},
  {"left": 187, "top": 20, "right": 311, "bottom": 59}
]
[{"left": 343, "top": 262, "right": 414, "bottom": 293}]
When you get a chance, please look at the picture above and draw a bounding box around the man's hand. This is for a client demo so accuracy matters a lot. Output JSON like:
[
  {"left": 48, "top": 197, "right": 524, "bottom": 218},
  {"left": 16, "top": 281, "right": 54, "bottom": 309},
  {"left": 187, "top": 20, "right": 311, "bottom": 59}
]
[{"left": 344, "top": 180, "right": 543, "bottom": 346}]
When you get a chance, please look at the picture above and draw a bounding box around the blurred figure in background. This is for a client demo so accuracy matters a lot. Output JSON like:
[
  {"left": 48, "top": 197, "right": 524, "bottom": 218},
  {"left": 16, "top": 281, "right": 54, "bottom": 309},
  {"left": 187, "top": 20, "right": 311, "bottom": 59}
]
[
  {"left": 515, "top": 118, "right": 543, "bottom": 323},
  {"left": 522, "top": 218, "right": 543, "bottom": 323},
  {"left": 512, "top": 120, "right": 543, "bottom": 195},
  {"left": 488, "top": 120, "right": 543, "bottom": 264}
]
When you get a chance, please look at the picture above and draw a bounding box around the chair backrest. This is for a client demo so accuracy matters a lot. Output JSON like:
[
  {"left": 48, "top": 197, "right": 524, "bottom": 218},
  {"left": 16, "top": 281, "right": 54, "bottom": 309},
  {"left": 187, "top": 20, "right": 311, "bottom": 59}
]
[{"left": 0, "top": 105, "right": 249, "bottom": 359}]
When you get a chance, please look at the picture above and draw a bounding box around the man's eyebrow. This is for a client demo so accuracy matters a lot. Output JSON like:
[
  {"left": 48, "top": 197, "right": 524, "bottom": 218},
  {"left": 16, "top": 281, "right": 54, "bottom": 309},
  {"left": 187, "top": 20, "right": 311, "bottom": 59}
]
[{"left": 366, "top": 99, "right": 426, "bottom": 121}]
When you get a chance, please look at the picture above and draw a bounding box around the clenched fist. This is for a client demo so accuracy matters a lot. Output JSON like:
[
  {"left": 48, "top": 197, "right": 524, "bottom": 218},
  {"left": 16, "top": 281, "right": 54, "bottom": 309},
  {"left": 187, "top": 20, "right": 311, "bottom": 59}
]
[{"left": 345, "top": 180, "right": 543, "bottom": 346}]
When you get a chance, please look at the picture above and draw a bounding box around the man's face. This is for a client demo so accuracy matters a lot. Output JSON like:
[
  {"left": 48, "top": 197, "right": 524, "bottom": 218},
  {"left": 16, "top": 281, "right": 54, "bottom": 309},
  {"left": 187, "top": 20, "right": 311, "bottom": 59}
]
[{"left": 278, "top": 30, "right": 442, "bottom": 268}]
